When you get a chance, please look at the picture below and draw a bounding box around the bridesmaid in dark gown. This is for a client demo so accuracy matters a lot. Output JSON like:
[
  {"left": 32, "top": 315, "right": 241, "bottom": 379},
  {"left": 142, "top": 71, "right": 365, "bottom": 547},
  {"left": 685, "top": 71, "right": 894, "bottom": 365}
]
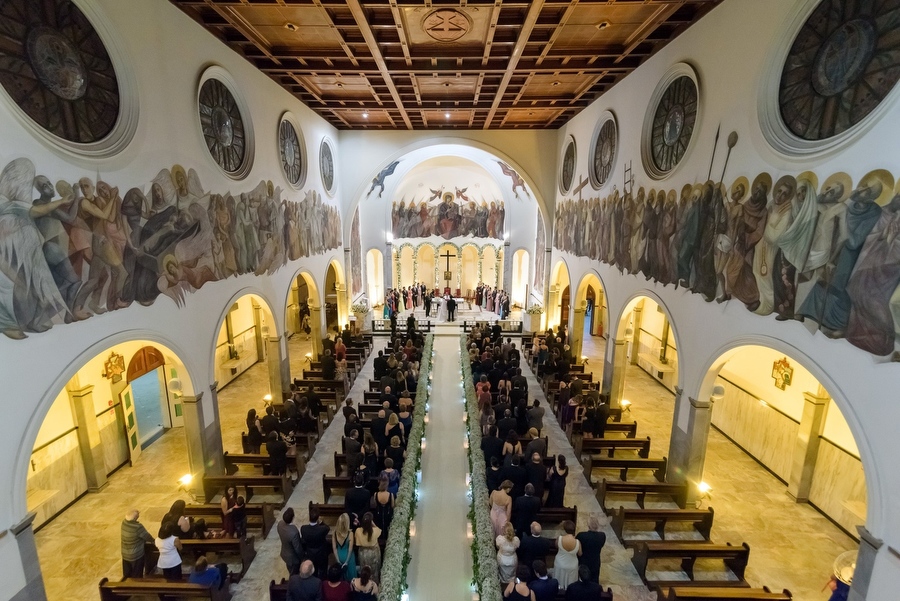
[{"left": 545, "top": 455, "right": 568, "bottom": 508}]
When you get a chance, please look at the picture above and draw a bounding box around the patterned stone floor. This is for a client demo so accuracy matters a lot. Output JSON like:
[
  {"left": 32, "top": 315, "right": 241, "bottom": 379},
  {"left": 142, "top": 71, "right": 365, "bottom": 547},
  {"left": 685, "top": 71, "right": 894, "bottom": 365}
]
[{"left": 31, "top": 316, "right": 854, "bottom": 601}]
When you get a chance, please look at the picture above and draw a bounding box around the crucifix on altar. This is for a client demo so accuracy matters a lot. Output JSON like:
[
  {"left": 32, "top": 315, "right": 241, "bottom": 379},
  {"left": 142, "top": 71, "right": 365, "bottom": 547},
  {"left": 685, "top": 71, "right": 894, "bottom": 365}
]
[{"left": 441, "top": 248, "right": 456, "bottom": 291}]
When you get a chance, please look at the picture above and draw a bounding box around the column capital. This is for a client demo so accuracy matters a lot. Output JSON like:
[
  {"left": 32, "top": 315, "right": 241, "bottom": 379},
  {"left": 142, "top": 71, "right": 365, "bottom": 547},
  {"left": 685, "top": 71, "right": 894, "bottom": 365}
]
[
  {"left": 268, "top": 334, "right": 282, "bottom": 343},
  {"left": 209, "top": 381, "right": 219, "bottom": 393},
  {"left": 857, "top": 526, "right": 883, "bottom": 549},
  {"left": 802, "top": 391, "right": 830, "bottom": 406},
  {"left": 183, "top": 391, "right": 204, "bottom": 405},
  {"left": 633, "top": 306, "right": 643, "bottom": 314},
  {"left": 67, "top": 384, "right": 95, "bottom": 397},
  {"left": 573, "top": 307, "right": 585, "bottom": 315},
  {"left": 689, "top": 396, "right": 712, "bottom": 410},
  {"left": 10, "top": 512, "right": 36, "bottom": 536}
]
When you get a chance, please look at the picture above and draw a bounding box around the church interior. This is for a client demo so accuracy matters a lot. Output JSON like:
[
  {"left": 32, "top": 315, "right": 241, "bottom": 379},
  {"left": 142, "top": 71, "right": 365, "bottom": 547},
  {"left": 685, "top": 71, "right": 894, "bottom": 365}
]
[{"left": 1, "top": 1, "right": 899, "bottom": 600}]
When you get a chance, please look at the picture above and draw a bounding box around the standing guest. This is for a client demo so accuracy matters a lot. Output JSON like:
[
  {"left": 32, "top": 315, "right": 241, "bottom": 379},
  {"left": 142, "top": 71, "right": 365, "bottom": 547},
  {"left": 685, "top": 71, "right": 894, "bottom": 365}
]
[
  {"left": 501, "top": 453, "right": 527, "bottom": 499},
  {"left": 385, "top": 436, "right": 406, "bottom": 473},
  {"left": 335, "top": 351, "right": 349, "bottom": 386},
  {"left": 373, "top": 351, "right": 388, "bottom": 379},
  {"left": 221, "top": 485, "right": 238, "bottom": 537},
  {"left": 321, "top": 349, "right": 337, "bottom": 380},
  {"left": 545, "top": 455, "right": 568, "bottom": 508},
  {"left": 188, "top": 556, "right": 227, "bottom": 590},
  {"left": 576, "top": 514, "right": 606, "bottom": 583},
  {"left": 481, "top": 425, "right": 504, "bottom": 469},
  {"left": 344, "top": 472, "right": 372, "bottom": 526},
  {"left": 354, "top": 512, "right": 382, "bottom": 582},
  {"left": 155, "top": 521, "right": 183, "bottom": 580},
  {"left": 306, "top": 385, "right": 323, "bottom": 421},
  {"left": 503, "top": 565, "right": 535, "bottom": 601},
  {"left": 527, "top": 400, "right": 544, "bottom": 437},
  {"left": 322, "top": 564, "right": 352, "bottom": 601},
  {"left": 385, "top": 413, "right": 406, "bottom": 446},
  {"left": 343, "top": 398, "right": 358, "bottom": 420},
  {"left": 267, "top": 431, "right": 289, "bottom": 476},
  {"left": 496, "top": 522, "right": 521, "bottom": 584},
  {"left": 486, "top": 456, "right": 504, "bottom": 493},
  {"left": 517, "top": 523, "right": 551, "bottom": 581},
  {"left": 278, "top": 507, "right": 304, "bottom": 576},
  {"left": 489, "top": 480, "right": 514, "bottom": 537},
  {"left": 379, "top": 457, "right": 401, "bottom": 495},
  {"left": 288, "top": 560, "right": 323, "bottom": 601},
  {"left": 371, "top": 410, "right": 389, "bottom": 455},
  {"left": 246, "top": 409, "right": 264, "bottom": 453},
  {"left": 512, "top": 484, "right": 542, "bottom": 537},
  {"left": 524, "top": 453, "right": 547, "bottom": 502},
  {"left": 261, "top": 405, "right": 280, "bottom": 435},
  {"left": 595, "top": 395, "right": 611, "bottom": 439},
  {"left": 501, "top": 430, "right": 522, "bottom": 465},
  {"left": 554, "top": 521, "right": 581, "bottom": 589},
  {"left": 529, "top": 561, "right": 558, "bottom": 601},
  {"left": 371, "top": 476, "right": 394, "bottom": 539},
  {"left": 301, "top": 507, "right": 330, "bottom": 579},
  {"left": 524, "top": 430, "right": 546, "bottom": 459},
  {"left": 350, "top": 565, "right": 379, "bottom": 600},
  {"left": 121, "top": 509, "right": 154, "bottom": 579},
  {"left": 333, "top": 513, "right": 357, "bottom": 580},
  {"left": 232, "top": 496, "right": 248, "bottom": 538},
  {"left": 564, "top": 565, "right": 603, "bottom": 601}
]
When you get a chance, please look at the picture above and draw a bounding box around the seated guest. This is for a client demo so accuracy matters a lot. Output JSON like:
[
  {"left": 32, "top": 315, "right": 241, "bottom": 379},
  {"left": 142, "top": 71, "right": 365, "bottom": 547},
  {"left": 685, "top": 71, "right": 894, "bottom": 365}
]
[
  {"left": 517, "top": 523, "right": 551, "bottom": 581},
  {"left": 529, "top": 561, "right": 558, "bottom": 601},
  {"left": 512, "top": 484, "right": 541, "bottom": 537},
  {"left": 188, "top": 556, "right": 227, "bottom": 589},
  {"left": 321, "top": 563, "right": 351, "bottom": 601},
  {"left": 288, "top": 560, "right": 323, "bottom": 601},
  {"left": 564, "top": 566, "right": 603, "bottom": 601}
]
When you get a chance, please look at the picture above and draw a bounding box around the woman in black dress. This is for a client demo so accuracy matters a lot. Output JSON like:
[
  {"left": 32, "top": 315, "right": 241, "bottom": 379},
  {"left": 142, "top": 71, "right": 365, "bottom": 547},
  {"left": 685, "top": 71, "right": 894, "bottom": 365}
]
[
  {"left": 386, "top": 436, "right": 406, "bottom": 473},
  {"left": 370, "top": 476, "right": 394, "bottom": 540},
  {"left": 245, "top": 409, "right": 263, "bottom": 453},
  {"left": 545, "top": 455, "right": 568, "bottom": 508}
]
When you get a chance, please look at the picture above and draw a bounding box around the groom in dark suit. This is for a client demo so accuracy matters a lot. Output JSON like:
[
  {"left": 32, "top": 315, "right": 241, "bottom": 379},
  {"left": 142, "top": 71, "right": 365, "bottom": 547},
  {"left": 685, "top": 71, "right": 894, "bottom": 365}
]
[{"left": 447, "top": 296, "right": 457, "bottom": 321}]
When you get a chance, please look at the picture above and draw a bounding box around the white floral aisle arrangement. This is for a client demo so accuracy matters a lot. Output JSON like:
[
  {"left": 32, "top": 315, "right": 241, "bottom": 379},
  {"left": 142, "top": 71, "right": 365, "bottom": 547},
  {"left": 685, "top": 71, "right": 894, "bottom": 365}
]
[
  {"left": 460, "top": 335, "right": 503, "bottom": 601},
  {"left": 379, "top": 334, "right": 433, "bottom": 601}
]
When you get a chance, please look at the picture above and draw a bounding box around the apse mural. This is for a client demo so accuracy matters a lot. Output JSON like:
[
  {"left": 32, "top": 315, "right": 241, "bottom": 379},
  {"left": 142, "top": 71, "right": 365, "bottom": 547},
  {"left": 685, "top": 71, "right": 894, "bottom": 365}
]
[
  {"left": 553, "top": 171, "right": 900, "bottom": 358},
  {"left": 350, "top": 207, "right": 362, "bottom": 296},
  {"left": 391, "top": 190, "right": 505, "bottom": 240},
  {"left": 0, "top": 157, "right": 342, "bottom": 340}
]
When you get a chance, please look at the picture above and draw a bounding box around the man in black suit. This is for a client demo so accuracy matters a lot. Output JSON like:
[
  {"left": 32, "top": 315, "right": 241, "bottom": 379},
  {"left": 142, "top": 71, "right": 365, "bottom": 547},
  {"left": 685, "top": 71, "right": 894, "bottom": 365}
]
[
  {"left": 447, "top": 296, "right": 457, "bottom": 321},
  {"left": 518, "top": 524, "right": 552, "bottom": 581},
  {"left": 511, "top": 368, "right": 528, "bottom": 394},
  {"left": 576, "top": 514, "right": 607, "bottom": 583},
  {"left": 305, "top": 385, "right": 322, "bottom": 421},
  {"left": 261, "top": 405, "right": 280, "bottom": 436},
  {"left": 501, "top": 453, "right": 527, "bottom": 498},
  {"left": 491, "top": 321, "right": 502, "bottom": 342},
  {"left": 373, "top": 350, "right": 388, "bottom": 379},
  {"left": 277, "top": 507, "right": 303, "bottom": 575},
  {"left": 379, "top": 372, "right": 397, "bottom": 394},
  {"left": 595, "top": 394, "right": 611, "bottom": 438},
  {"left": 380, "top": 385, "right": 398, "bottom": 412},
  {"left": 371, "top": 409, "right": 389, "bottom": 452},
  {"left": 480, "top": 425, "right": 504, "bottom": 469},
  {"left": 341, "top": 324, "right": 352, "bottom": 346},
  {"left": 344, "top": 472, "right": 372, "bottom": 525},
  {"left": 508, "top": 342, "right": 521, "bottom": 366},
  {"left": 300, "top": 507, "right": 330, "bottom": 578},
  {"left": 497, "top": 409, "right": 517, "bottom": 438},
  {"left": 406, "top": 313, "right": 416, "bottom": 337},
  {"left": 389, "top": 311, "right": 397, "bottom": 337},
  {"left": 286, "top": 560, "right": 322, "bottom": 601},
  {"left": 320, "top": 349, "right": 336, "bottom": 380},
  {"left": 527, "top": 400, "right": 544, "bottom": 437},
  {"left": 512, "top": 484, "right": 542, "bottom": 537},
  {"left": 525, "top": 452, "right": 547, "bottom": 501},
  {"left": 566, "top": 565, "right": 604, "bottom": 599},
  {"left": 424, "top": 293, "right": 432, "bottom": 318},
  {"left": 494, "top": 397, "right": 512, "bottom": 424},
  {"left": 529, "top": 560, "right": 559, "bottom": 601}
]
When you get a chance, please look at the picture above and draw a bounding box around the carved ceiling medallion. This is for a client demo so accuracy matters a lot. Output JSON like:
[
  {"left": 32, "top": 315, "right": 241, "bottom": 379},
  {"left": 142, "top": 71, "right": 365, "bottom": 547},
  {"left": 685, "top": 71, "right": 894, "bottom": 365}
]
[{"left": 423, "top": 9, "right": 471, "bottom": 43}]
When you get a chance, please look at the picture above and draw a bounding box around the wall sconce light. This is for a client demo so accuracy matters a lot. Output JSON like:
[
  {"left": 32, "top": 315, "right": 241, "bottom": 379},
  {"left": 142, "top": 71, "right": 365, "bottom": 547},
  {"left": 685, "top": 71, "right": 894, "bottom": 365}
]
[
  {"left": 581, "top": 355, "right": 589, "bottom": 366},
  {"left": 305, "top": 352, "right": 312, "bottom": 364},
  {"left": 263, "top": 394, "right": 272, "bottom": 403},
  {"left": 695, "top": 481, "right": 712, "bottom": 508},
  {"left": 620, "top": 399, "right": 632, "bottom": 413},
  {"left": 178, "top": 474, "right": 197, "bottom": 501}
]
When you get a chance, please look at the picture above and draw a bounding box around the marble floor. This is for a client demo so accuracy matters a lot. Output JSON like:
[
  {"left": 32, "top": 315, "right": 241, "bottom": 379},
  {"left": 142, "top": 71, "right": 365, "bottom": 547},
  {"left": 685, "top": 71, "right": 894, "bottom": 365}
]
[{"left": 31, "top": 318, "right": 854, "bottom": 601}]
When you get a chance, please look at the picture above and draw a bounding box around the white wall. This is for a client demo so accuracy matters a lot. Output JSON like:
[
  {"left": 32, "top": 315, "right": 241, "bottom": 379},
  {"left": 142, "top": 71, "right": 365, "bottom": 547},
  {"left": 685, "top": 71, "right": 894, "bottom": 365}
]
[{"left": 550, "top": 0, "right": 900, "bottom": 591}]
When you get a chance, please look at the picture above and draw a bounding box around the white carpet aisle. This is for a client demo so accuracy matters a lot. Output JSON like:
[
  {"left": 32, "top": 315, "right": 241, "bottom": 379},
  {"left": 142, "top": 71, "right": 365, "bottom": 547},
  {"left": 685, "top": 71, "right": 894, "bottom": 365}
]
[{"left": 406, "top": 328, "right": 475, "bottom": 601}]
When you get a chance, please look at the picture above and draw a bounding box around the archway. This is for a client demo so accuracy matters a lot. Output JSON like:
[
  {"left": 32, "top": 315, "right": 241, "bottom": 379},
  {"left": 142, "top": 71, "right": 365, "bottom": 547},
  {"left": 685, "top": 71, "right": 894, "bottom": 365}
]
[
  {"left": 286, "top": 270, "right": 323, "bottom": 362},
  {"left": 511, "top": 249, "right": 530, "bottom": 308},
  {"left": 396, "top": 244, "right": 415, "bottom": 289},
  {"left": 27, "top": 339, "right": 195, "bottom": 600},
  {"left": 212, "top": 293, "right": 280, "bottom": 455},
  {"left": 417, "top": 244, "right": 436, "bottom": 290},
  {"left": 689, "top": 344, "right": 865, "bottom": 599},
  {"left": 571, "top": 272, "right": 609, "bottom": 371},
  {"left": 436, "top": 242, "right": 461, "bottom": 295},
  {"left": 482, "top": 245, "right": 499, "bottom": 290},
  {"left": 548, "top": 260, "right": 571, "bottom": 331},
  {"left": 366, "top": 248, "right": 385, "bottom": 304},
  {"left": 324, "top": 261, "right": 346, "bottom": 336},
  {"left": 461, "top": 244, "right": 479, "bottom": 295}
]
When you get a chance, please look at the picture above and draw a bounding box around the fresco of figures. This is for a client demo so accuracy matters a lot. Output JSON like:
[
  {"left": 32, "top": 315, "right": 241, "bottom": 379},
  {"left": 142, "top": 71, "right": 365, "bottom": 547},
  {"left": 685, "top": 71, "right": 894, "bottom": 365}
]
[
  {"left": 0, "top": 157, "right": 342, "bottom": 340},
  {"left": 391, "top": 189, "right": 505, "bottom": 240},
  {"left": 553, "top": 170, "right": 900, "bottom": 358}
]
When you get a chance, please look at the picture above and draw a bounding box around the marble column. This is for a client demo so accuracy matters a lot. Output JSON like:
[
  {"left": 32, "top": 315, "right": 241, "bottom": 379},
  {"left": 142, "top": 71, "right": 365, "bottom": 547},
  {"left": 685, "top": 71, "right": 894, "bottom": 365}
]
[
  {"left": 266, "top": 335, "right": 285, "bottom": 402},
  {"left": 787, "top": 391, "right": 830, "bottom": 502},
  {"left": 502, "top": 241, "right": 512, "bottom": 293},
  {"left": 629, "top": 306, "right": 643, "bottom": 365},
  {"left": 667, "top": 388, "right": 714, "bottom": 501},
  {"left": 181, "top": 392, "right": 210, "bottom": 495},
  {"left": 309, "top": 304, "right": 323, "bottom": 359},
  {"left": 68, "top": 384, "right": 108, "bottom": 491},
  {"left": 252, "top": 302, "right": 265, "bottom": 359},
  {"left": 607, "top": 339, "right": 627, "bottom": 409},
  {"left": 542, "top": 247, "right": 552, "bottom": 322},
  {"left": 570, "top": 304, "right": 586, "bottom": 361},
  {"left": 849, "top": 527, "right": 883, "bottom": 601},
  {"left": 547, "top": 285, "right": 560, "bottom": 330},
  {"left": 335, "top": 282, "right": 349, "bottom": 328},
  {"left": 591, "top": 289, "right": 605, "bottom": 336},
  {"left": 9, "top": 513, "right": 46, "bottom": 601},
  {"left": 204, "top": 385, "right": 225, "bottom": 476},
  {"left": 383, "top": 242, "right": 393, "bottom": 295}
]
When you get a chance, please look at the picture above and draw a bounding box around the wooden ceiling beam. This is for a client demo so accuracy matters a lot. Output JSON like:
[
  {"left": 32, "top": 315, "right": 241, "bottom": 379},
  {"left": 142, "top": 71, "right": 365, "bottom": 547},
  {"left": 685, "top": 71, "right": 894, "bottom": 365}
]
[
  {"left": 616, "top": 1, "right": 684, "bottom": 63},
  {"left": 536, "top": 0, "right": 578, "bottom": 65},
  {"left": 484, "top": 0, "right": 544, "bottom": 128},
  {"left": 345, "top": 0, "right": 413, "bottom": 128},
  {"left": 200, "top": 0, "right": 281, "bottom": 65}
]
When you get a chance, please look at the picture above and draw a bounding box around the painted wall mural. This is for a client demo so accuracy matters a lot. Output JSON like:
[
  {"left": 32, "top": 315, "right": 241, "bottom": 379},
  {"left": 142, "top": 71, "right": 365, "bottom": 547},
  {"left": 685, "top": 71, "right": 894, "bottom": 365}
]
[
  {"left": 554, "top": 171, "right": 900, "bottom": 358},
  {"left": 350, "top": 207, "right": 362, "bottom": 296},
  {"left": 391, "top": 189, "right": 505, "bottom": 240},
  {"left": 0, "top": 157, "right": 341, "bottom": 340}
]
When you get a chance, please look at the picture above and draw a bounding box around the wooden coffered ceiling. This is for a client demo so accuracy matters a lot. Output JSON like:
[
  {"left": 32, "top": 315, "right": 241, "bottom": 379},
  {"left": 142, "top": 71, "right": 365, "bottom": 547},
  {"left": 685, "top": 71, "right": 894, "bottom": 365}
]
[{"left": 170, "top": 0, "right": 723, "bottom": 130}]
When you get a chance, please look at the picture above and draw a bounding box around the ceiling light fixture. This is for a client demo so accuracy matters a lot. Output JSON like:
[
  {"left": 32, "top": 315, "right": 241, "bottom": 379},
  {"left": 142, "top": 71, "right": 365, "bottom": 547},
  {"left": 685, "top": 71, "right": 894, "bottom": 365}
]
[
  {"left": 362, "top": 110, "right": 369, "bottom": 118},
  {"left": 552, "top": 81, "right": 560, "bottom": 86},
  {"left": 596, "top": 21, "right": 610, "bottom": 30},
  {"left": 445, "top": 112, "right": 451, "bottom": 118},
  {"left": 284, "top": 22, "right": 299, "bottom": 32}
]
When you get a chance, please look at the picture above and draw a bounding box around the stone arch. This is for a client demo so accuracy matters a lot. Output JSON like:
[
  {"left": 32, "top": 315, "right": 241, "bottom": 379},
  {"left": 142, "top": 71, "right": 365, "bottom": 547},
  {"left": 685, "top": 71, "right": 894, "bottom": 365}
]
[
  {"left": 285, "top": 269, "right": 324, "bottom": 358},
  {"left": 548, "top": 259, "right": 572, "bottom": 330},
  {"left": 365, "top": 248, "right": 385, "bottom": 302},
  {"left": 415, "top": 242, "right": 437, "bottom": 290},
  {"left": 207, "top": 288, "right": 282, "bottom": 384},
  {"left": 571, "top": 270, "right": 610, "bottom": 359},
  {"left": 511, "top": 247, "right": 530, "bottom": 308},
  {"left": 325, "top": 258, "right": 348, "bottom": 330}
]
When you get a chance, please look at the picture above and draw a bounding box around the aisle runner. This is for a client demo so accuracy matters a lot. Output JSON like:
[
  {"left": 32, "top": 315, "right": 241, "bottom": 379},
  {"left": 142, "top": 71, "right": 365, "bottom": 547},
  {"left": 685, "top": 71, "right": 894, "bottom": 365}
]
[{"left": 406, "top": 329, "right": 474, "bottom": 601}]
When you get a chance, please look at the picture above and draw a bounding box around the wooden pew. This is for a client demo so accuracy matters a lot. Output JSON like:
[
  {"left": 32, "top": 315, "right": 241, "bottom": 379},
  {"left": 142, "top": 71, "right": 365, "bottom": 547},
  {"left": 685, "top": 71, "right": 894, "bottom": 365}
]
[
  {"left": 631, "top": 541, "right": 751, "bottom": 586},
  {"left": 223, "top": 450, "right": 308, "bottom": 480},
  {"left": 582, "top": 436, "right": 651, "bottom": 458},
  {"left": 203, "top": 474, "right": 294, "bottom": 505},
  {"left": 145, "top": 536, "right": 257, "bottom": 576},
  {"left": 588, "top": 456, "right": 667, "bottom": 482},
  {"left": 99, "top": 577, "right": 230, "bottom": 601},
  {"left": 310, "top": 499, "right": 345, "bottom": 523},
  {"left": 293, "top": 378, "right": 347, "bottom": 402},
  {"left": 322, "top": 474, "right": 352, "bottom": 500},
  {"left": 535, "top": 505, "right": 577, "bottom": 527},
  {"left": 597, "top": 479, "right": 688, "bottom": 513},
  {"left": 604, "top": 421, "right": 638, "bottom": 437},
  {"left": 656, "top": 586, "right": 792, "bottom": 600},
  {"left": 610, "top": 506, "right": 714, "bottom": 544},
  {"left": 183, "top": 503, "right": 276, "bottom": 537}
]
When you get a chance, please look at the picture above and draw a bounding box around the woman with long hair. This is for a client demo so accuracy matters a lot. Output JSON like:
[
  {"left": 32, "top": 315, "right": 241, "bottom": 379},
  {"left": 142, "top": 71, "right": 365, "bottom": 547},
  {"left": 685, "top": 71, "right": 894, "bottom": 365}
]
[
  {"left": 354, "top": 512, "right": 382, "bottom": 582},
  {"left": 220, "top": 485, "right": 238, "bottom": 537},
  {"left": 370, "top": 476, "right": 394, "bottom": 539},
  {"left": 246, "top": 408, "right": 263, "bottom": 453},
  {"left": 495, "top": 522, "right": 520, "bottom": 584},
  {"left": 333, "top": 513, "right": 357, "bottom": 580}
]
